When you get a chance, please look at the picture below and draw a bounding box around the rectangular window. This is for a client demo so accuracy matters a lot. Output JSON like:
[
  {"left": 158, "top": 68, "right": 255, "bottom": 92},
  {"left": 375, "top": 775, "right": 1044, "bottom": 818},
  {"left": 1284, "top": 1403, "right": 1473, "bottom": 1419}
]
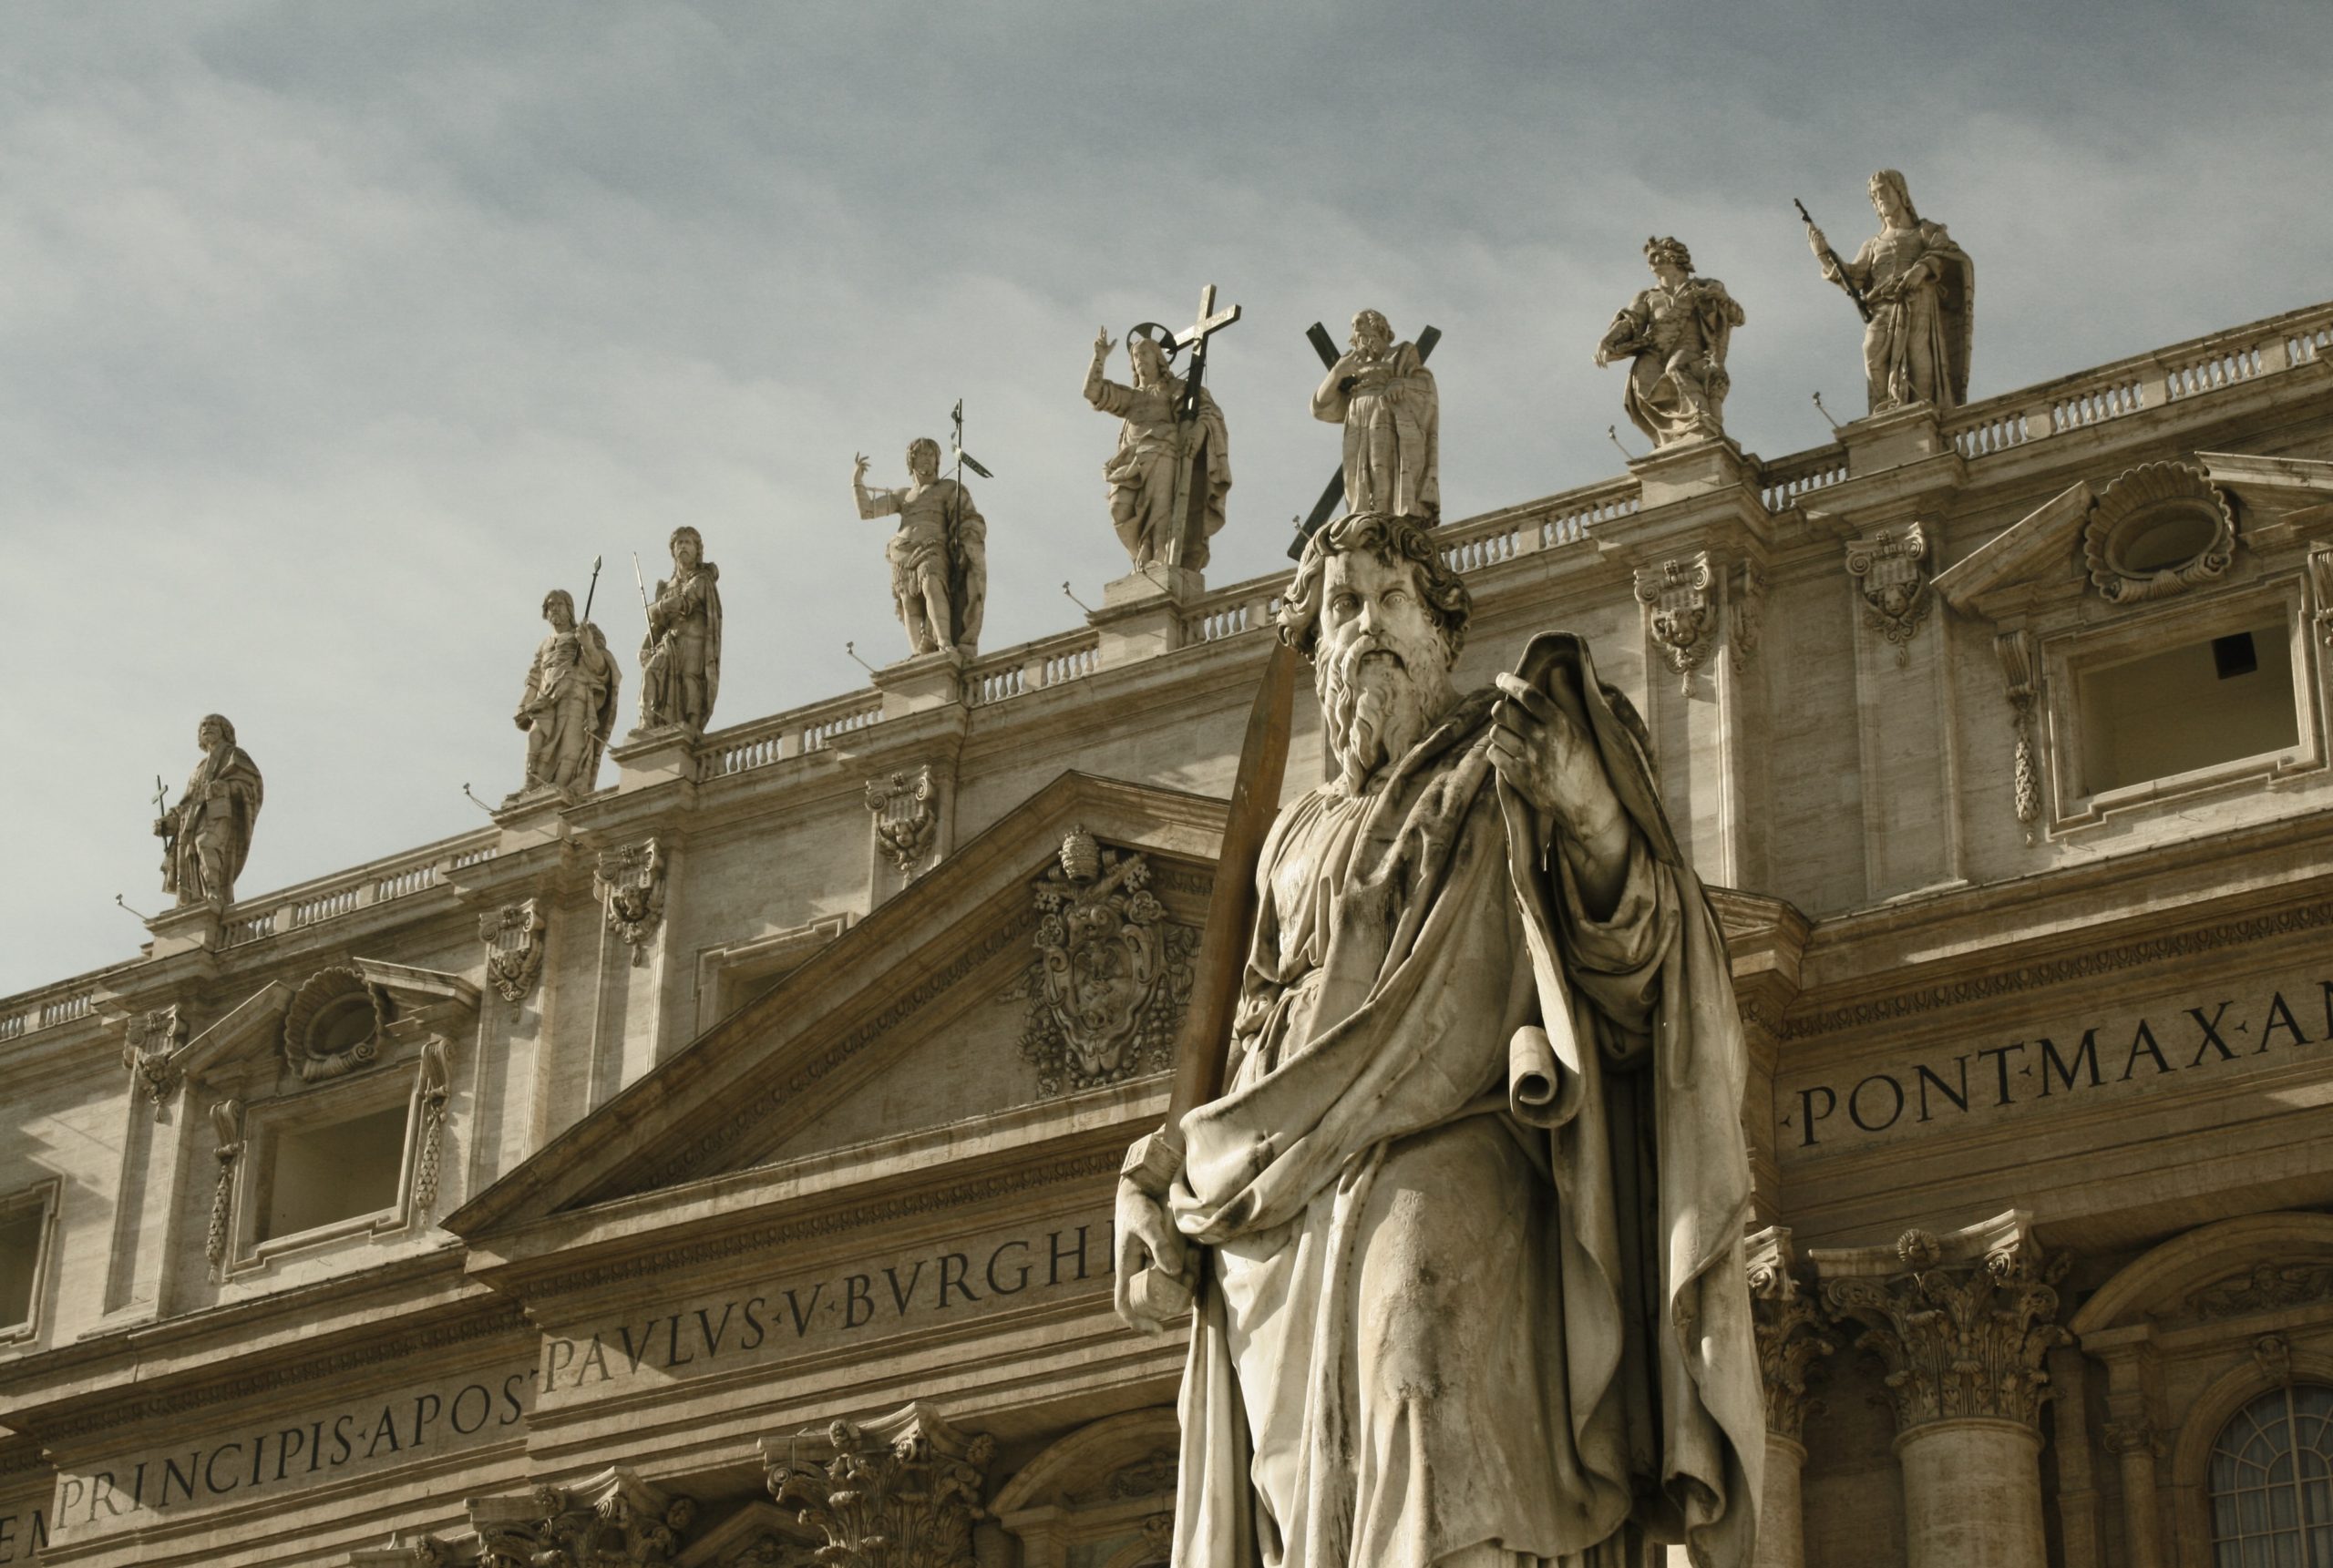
[
  {"left": 2076, "top": 617, "right": 2298, "bottom": 794},
  {"left": 257, "top": 1103, "right": 408, "bottom": 1245},
  {"left": 0, "top": 1205, "right": 44, "bottom": 1329}
]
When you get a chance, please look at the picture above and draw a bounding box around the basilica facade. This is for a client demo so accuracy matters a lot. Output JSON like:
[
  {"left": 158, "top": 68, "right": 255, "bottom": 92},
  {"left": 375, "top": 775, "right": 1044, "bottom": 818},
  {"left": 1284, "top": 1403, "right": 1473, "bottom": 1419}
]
[{"left": 3, "top": 289, "right": 2332, "bottom": 1568}]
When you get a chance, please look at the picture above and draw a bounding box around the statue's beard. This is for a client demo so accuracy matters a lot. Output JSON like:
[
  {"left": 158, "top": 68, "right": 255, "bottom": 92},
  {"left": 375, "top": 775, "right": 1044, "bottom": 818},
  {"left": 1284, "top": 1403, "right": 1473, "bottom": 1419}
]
[{"left": 1318, "top": 631, "right": 1446, "bottom": 790}]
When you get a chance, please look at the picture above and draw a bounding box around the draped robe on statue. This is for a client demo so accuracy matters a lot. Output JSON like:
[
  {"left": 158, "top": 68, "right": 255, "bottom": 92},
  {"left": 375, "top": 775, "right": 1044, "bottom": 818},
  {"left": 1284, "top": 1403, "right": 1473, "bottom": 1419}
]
[{"left": 1166, "top": 634, "right": 1762, "bottom": 1568}]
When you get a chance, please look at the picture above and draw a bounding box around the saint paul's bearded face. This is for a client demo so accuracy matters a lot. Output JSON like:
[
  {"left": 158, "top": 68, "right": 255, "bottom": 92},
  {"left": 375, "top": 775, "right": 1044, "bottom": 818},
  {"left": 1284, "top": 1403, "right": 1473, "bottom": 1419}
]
[{"left": 1315, "top": 547, "right": 1459, "bottom": 793}]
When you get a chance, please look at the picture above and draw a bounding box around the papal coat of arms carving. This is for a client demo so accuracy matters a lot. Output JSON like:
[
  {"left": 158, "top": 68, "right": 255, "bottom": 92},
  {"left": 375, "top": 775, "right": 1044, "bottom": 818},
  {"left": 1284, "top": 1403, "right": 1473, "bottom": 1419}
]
[{"left": 1011, "top": 826, "right": 1197, "bottom": 1096}]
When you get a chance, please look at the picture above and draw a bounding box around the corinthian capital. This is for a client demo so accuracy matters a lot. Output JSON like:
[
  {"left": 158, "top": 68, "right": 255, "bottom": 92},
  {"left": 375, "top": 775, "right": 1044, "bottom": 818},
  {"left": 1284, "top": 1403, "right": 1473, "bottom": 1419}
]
[
  {"left": 763, "top": 1402, "right": 995, "bottom": 1568},
  {"left": 1748, "top": 1225, "right": 1835, "bottom": 1442},
  {"left": 1813, "top": 1209, "right": 2071, "bottom": 1432}
]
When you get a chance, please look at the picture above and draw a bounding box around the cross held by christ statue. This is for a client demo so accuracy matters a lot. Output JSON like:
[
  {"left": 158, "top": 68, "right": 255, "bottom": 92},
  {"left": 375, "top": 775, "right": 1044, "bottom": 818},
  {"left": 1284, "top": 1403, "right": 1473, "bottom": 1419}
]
[{"left": 1130, "top": 283, "right": 1242, "bottom": 423}]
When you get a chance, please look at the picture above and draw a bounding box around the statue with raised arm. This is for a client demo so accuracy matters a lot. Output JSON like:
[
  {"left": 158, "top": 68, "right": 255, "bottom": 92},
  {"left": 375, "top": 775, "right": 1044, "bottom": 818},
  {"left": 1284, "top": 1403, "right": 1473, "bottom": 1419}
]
[
  {"left": 638, "top": 526, "right": 722, "bottom": 733},
  {"left": 1805, "top": 169, "right": 1974, "bottom": 414},
  {"left": 515, "top": 588, "right": 621, "bottom": 799},
  {"left": 1313, "top": 308, "right": 1440, "bottom": 520},
  {"left": 852, "top": 437, "right": 986, "bottom": 658},
  {"left": 1113, "top": 511, "right": 1763, "bottom": 1567},
  {"left": 1084, "top": 327, "right": 1232, "bottom": 572},
  {"left": 1596, "top": 237, "right": 1745, "bottom": 448},
  {"left": 155, "top": 714, "right": 263, "bottom": 907}
]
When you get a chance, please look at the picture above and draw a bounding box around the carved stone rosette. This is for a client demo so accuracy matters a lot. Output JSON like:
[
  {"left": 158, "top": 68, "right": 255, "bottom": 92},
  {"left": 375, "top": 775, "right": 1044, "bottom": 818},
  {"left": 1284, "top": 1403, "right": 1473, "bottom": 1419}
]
[
  {"left": 1747, "top": 1228, "right": 1835, "bottom": 1442},
  {"left": 766, "top": 1403, "right": 995, "bottom": 1568},
  {"left": 468, "top": 1467, "right": 694, "bottom": 1567},
  {"left": 1634, "top": 552, "right": 1719, "bottom": 692},
  {"left": 1012, "top": 827, "right": 1198, "bottom": 1096},
  {"left": 121, "top": 1003, "right": 188, "bottom": 1112},
  {"left": 205, "top": 1098, "right": 244, "bottom": 1271},
  {"left": 866, "top": 766, "right": 940, "bottom": 880},
  {"left": 481, "top": 900, "right": 549, "bottom": 1004},
  {"left": 1821, "top": 1220, "right": 2071, "bottom": 1433},
  {"left": 594, "top": 838, "right": 668, "bottom": 960},
  {"left": 1845, "top": 522, "right": 1933, "bottom": 665}
]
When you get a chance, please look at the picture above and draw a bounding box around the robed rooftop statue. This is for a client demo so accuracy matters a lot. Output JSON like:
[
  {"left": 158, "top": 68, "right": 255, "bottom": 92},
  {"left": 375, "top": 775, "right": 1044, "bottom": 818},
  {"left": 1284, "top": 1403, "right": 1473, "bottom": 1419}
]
[{"left": 1114, "top": 512, "right": 1763, "bottom": 1567}]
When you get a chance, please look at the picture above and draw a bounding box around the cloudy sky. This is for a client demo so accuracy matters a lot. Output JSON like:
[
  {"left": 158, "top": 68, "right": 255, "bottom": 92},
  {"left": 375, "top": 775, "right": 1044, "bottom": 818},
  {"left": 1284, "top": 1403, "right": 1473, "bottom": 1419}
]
[{"left": 4, "top": 1, "right": 2327, "bottom": 993}]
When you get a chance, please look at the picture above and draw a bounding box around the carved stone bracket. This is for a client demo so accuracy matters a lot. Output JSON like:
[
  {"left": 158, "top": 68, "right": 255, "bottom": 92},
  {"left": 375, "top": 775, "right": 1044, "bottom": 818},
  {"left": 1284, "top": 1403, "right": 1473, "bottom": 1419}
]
[
  {"left": 594, "top": 838, "right": 668, "bottom": 960},
  {"left": 412, "top": 1040, "right": 452, "bottom": 1216},
  {"left": 481, "top": 899, "right": 549, "bottom": 1005},
  {"left": 468, "top": 1467, "right": 694, "bottom": 1567},
  {"left": 766, "top": 1402, "right": 995, "bottom": 1568},
  {"left": 2083, "top": 461, "right": 2236, "bottom": 604},
  {"left": 1005, "top": 827, "right": 1198, "bottom": 1097},
  {"left": 866, "top": 766, "right": 940, "bottom": 880},
  {"left": 1816, "top": 1211, "right": 2071, "bottom": 1434},
  {"left": 2100, "top": 1417, "right": 2165, "bottom": 1459},
  {"left": 205, "top": 1098, "right": 244, "bottom": 1271},
  {"left": 2254, "top": 1332, "right": 2296, "bottom": 1389},
  {"left": 1845, "top": 521, "right": 1933, "bottom": 665},
  {"left": 120, "top": 1003, "right": 188, "bottom": 1112},
  {"left": 1747, "top": 1226, "right": 1835, "bottom": 1442},
  {"left": 1993, "top": 630, "right": 2043, "bottom": 842},
  {"left": 1634, "top": 552, "right": 1719, "bottom": 692}
]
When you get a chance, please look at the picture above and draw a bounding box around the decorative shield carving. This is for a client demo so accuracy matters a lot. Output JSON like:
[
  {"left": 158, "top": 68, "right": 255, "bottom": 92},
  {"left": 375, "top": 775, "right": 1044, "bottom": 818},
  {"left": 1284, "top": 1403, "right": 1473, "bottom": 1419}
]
[
  {"left": 1634, "top": 551, "right": 1718, "bottom": 692},
  {"left": 866, "top": 766, "right": 940, "bottom": 879},
  {"left": 282, "top": 966, "right": 393, "bottom": 1082},
  {"left": 595, "top": 837, "right": 667, "bottom": 958},
  {"left": 481, "top": 899, "right": 549, "bottom": 1004},
  {"left": 1845, "top": 522, "right": 1934, "bottom": 664},
  {"left": 121, "top": 1003, "right": 188, "bottom": 1111},
  {"left": 1014, "top": 827, "right": 1197, "bottom": 1097}
]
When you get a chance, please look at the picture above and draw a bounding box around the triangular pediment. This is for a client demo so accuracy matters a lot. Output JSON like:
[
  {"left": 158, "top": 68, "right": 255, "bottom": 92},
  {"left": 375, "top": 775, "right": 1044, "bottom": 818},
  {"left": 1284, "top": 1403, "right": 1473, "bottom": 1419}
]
[
  {"left": 1933, "top": 477, "right": 2092, "bottom": 621},
  {"left": 446, "top": 771, "right": 1232, "bottom": 1248}
]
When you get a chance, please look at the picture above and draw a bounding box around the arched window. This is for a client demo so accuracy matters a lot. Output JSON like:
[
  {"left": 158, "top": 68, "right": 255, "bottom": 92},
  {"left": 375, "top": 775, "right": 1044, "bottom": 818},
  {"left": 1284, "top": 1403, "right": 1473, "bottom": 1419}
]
[{"left": 2210, "top": 1384, "right": 2333, "bottom": 1566}]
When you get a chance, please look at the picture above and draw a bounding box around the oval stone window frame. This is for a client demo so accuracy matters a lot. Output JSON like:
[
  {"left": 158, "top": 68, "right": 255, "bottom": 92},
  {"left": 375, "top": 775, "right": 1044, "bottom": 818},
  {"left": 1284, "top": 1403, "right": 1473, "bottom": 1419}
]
[
  {"left": 2082, "top": 460, "right": 2236, "bottom": 605},
  {"left": 281, "top": 965, "right": 395, "bottom": 1082}
]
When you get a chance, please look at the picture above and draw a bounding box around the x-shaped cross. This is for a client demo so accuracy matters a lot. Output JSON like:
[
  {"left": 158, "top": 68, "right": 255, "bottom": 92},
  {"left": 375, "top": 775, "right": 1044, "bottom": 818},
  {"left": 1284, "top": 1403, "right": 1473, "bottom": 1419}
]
[{"left": 1289, "top": 320, "right": 1441, "bottom": 559}]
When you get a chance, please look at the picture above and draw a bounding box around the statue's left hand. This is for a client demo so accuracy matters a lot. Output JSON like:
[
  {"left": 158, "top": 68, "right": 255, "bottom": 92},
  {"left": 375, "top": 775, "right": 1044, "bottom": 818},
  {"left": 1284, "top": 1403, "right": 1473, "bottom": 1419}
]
[{"left": 1489, "top": 673, "right": 1624, "bottom": 845}]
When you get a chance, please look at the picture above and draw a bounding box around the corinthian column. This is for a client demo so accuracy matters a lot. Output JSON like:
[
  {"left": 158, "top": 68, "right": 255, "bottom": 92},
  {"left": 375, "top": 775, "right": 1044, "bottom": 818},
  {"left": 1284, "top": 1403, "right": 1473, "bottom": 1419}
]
[
  {"left": 1748, "top": 1227, "right": 1835, "bottom": 1568},
  {"left": 1814, "top": 1211, "right": 2069, "bottom": 1568},
  {"left": 763, "top": 1402, "right": 995, "bottom": 1568}
]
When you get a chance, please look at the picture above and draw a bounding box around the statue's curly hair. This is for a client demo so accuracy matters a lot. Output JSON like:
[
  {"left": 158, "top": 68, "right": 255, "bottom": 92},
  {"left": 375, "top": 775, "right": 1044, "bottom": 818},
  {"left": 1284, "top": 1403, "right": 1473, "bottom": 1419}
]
[
  {"left": 200, "top": 712, "right": 237, "bottom": 746},
  {"left": 907, "top": 436, "right": 943, "bottom": 470},
  {"left": 1276, "top": 511, "right": 1470, "bottom": 662},
  {"left": 1643, "top": 235, "right": 1693, "bottom": 272}
]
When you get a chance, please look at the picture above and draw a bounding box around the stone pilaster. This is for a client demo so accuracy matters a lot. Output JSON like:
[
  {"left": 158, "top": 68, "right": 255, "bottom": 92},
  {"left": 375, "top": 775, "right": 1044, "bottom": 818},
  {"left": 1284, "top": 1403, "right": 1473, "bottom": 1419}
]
[
  {"left": 764, "top": 1403, "right": 994, "bottom": 1568},
  {"left": 1748, "top": 1226, "right": 1833, "bottom": 1568},
  {"left": 1814, "top": 1211, "right": 2069, "bottom": 1568}
]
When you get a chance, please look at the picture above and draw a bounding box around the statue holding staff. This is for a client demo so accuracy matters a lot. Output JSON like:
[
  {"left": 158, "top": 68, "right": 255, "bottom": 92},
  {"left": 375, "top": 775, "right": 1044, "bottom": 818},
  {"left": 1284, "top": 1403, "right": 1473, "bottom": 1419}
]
[
  {"left": 853, "top": 436, "right": 986, "bottom": 658},
  {"left": 1802, "top": 169, "right": 1974, "bottom": 414},
  {"left": 155, "top": 714, "right": 263, "bottom": 907},
  {"left": 515, "top": 587, "right": 620, "bottom": 799},
  {"left": 637, "top": 526, "right": 722, "bottom": 733}
]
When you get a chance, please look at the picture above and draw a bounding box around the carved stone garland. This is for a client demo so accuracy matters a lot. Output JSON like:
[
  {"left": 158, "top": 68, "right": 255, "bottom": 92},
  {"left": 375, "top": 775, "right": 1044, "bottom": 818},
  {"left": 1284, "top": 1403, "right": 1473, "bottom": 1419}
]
[
  {"left": 1012, "top": 827, "right": 1198, "bottom": 1096},
  {"left": 595, "top": 838, "right": 668, "bottom": 960},
  {"left": 1634, "top": 552, "right": 1719, "bottom": 692},
  {"left": 866, "top": 767, "right": 940, "bottom": 879},
  {"left": 481, "top": 899, "right": 549, "bottom": 1005},
  {"left": 1823, "top": 1226, "right": 2071, "bottom": 1432},
  {"left": 411, "top": 1040, "right": 452, "bottom": 1215},
  {"left": 768, "top": 1403, "right": 995, "bottom": 1568},
  {"left": 205, "top": 1099, "right": 244, "bottom": 1270},
  {"left": 1747, "top": 1238, "right": 1835, "bottom": 1442},
  {"left": 470, "top": 1468, "right": 694, "bottom": 1568},
  {"left": 121, "top": 1004, "right": 188, "bottom": 1112},
  {"left": 2310, "top": 545, "right": 2333, "bottom": 647},
  {"left": 1993, "top": 630, "right": 2042, "bottom": 842},
  {"left": 1729, "top": 563, "right": 1764, "bottom": 673},
  {"left": 1845, "top": 522, "right": 1933, "bottom": 665}
]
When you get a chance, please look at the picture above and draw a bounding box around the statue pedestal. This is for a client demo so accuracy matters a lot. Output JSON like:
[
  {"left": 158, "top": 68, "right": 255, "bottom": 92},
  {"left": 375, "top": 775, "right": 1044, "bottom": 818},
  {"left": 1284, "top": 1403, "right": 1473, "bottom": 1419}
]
[
  {"left": 145, "top": 902, "right": 222, "bottom": 959},
  {"left": 1840, "top": 401, "right": 1948, "bottom": 477},
  {"left": 874, "top": 651, "right": 964, "bottom": 719},
  {"left": 612, "top": 726, "right": 699, "bottom": 793},
  {"left": 489, "top": 787, "right": 570, "bottom": 851},
  {"left": 1093, "top": 567, "right": 1203, "bottom": 670},
  {"left": 1627, "top": 436, "right": 1751, "bottom": 508}
]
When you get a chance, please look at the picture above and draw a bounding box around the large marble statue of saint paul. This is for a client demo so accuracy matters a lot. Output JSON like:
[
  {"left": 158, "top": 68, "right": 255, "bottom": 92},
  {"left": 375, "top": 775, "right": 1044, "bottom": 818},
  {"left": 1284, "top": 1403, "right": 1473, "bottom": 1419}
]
[{"left": 1115, "top": 511, "right": 1763, "bottom": 1568}]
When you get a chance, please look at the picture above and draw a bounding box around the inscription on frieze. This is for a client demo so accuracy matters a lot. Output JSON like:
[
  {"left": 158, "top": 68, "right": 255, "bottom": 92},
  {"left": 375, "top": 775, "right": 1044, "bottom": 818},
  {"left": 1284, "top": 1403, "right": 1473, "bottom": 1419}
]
[{"left": 1783, "top": 969, "right": 2333, "bottom": 1152}]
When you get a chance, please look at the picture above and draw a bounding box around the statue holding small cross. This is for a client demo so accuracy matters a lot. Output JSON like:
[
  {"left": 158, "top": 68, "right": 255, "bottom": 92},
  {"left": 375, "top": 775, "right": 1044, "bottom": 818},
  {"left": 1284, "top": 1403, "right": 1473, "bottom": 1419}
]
[{"left": 1083, "top": 284, "right": 1238, "bottom": 574}]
